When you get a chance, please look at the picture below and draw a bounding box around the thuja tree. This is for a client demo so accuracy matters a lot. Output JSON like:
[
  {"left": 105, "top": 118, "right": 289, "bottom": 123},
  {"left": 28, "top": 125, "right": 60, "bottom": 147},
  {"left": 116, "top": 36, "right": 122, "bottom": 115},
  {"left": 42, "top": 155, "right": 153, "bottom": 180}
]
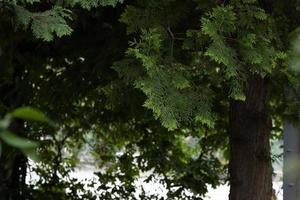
[
  {"left": 114, "top": 0, "right": 300, "bottom": 199},
  {"left": 2, "top": 0, "right": 300, "bottom": 200}
]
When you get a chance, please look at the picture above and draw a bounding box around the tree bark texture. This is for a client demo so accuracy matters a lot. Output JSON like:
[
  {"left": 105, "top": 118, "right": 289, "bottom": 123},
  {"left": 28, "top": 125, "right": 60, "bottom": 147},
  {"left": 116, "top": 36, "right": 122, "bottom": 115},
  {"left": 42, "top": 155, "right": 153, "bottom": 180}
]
[{"left": 229, "top": 76, "right": 273, "bottom": 200}]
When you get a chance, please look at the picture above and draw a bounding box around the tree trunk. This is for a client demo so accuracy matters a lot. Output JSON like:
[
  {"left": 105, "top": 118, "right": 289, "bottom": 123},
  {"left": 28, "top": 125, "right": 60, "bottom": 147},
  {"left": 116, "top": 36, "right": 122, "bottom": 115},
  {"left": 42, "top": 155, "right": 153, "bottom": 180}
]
[
  {"left": 0, "top": 120, "right": 27, "bottom": 200},
  {"left": 229, "top": 76, "right": 273, "bottom": 200},
  {"left": 0, "top": 149, "right": 27, "bottom": 200}
]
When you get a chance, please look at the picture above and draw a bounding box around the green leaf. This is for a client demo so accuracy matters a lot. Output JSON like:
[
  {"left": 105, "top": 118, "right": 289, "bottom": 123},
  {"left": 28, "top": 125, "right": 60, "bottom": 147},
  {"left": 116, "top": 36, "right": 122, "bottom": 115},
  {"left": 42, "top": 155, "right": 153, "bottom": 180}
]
[
  {"left": 0, "top": 131, "right": 39, "bottom": 161},
  {"left": 21, "top": 147, "right": 40, "bottom": 162},
  {"left": 10, "top": 107, "right": 50, "bottom": 123},
  {"left": 0, "top": 116, "right": 11, "bottom": 129},
  {"left": 0, "top": 130, "right": 38, "bottom": 149}
]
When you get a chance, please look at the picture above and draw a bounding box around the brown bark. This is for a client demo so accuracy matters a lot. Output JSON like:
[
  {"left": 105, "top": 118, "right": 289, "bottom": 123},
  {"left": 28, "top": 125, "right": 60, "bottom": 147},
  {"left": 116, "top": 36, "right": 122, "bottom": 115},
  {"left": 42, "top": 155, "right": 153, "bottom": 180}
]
[{"left": 229, "top": 76, "right": 273, "bottom": 200}]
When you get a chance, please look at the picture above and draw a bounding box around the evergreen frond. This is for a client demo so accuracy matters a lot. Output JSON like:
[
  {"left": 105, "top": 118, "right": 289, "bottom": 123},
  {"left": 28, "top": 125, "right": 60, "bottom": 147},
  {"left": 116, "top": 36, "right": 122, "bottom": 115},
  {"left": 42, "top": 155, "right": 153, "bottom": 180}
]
[
  {"left": 66, "top": 0, "right": 123, "bottom": 10},
  {"left": 15, "top": 6, "right": 73, "bottom": 41}
]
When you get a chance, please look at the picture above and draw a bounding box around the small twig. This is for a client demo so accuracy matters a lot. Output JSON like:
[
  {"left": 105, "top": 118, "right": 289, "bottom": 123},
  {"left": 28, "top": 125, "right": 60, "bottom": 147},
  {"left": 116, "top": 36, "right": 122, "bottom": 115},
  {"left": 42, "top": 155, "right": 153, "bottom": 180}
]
[
  {"left": 166, "top": 26, "right": 175, "bottom": 57},
  {"left": 174, "top": 37, "right": 185, "bottom": 41}
]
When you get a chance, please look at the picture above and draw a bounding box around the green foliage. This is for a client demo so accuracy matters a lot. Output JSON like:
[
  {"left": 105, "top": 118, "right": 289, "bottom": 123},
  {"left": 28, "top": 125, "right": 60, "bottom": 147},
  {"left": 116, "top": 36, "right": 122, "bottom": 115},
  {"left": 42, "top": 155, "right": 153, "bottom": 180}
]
[
  {"left": 201, "top": 6, "right": 238, "bottom": 78},
  {"left": 118, "top": 2, "right": 268, "bottom": 128},
  {"left": 11, "top": 107, "right": 50, "bottom": 123},
  {"left": 66, "top": 0, "right": 123, "bottom": 10},
  {"left": 114, "top": 29, "right": 214, "bottom": 130},
  {"left": 15, "top": 5, "right": 73, "bottom": 41},
  {"left": 12, "top": 0, "right": 124, "bottom": 41}
]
